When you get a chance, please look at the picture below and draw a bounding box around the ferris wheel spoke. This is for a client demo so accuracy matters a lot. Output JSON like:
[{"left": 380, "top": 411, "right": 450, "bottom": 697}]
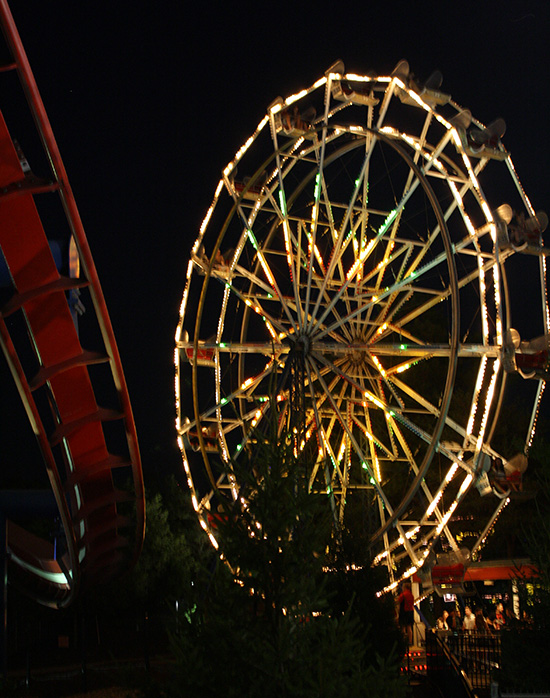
[
  {"left": 385, "top": 415, "right": 457, "bottom": 545},
  {"left": 303, "top": 359, "right": 336, "bottom": 495},
  {"left": 234, "top": 288, "right": 289, "bottom": 341},
  {"left": 304, "top": 113, "right": 332, "bottom": 324},
  {"left": 312, "top": 350, "right": 369, "bottom": 402},
  {"left": 307, "top": 354, "right": 378, "bottom": 486},
  {"left": 294, "top": 206, "right": 358, "bottom": 343},
  {"left": 262, "top": 185, "right": 304, "bottom": 325},
  {"left": 362, "top": 405, "right": 385, "bottom": 484},
  {"left": 311, "top": 171, "right": 438, "bottom": 338},
  {"left": 361, "top": 132, "right": 460, "bottom": 328},
  {"left": 365, "top": 133, "right": 430, "bottom": 314},
  {"left": 313, "top": 381, "right": 349, "bottom": 489},
  {"left": 388, "top": 370, "right": 497, "bottom": 458},
  {"left": 399, "top": 433, "right": 474, "bottom": 526},
  {"left": 309, "top": 351, "right": 413, "bottom": 496},
  {"left": 350, "top": 410, "right": 395, "bottom": 463},
  {"left": 317, "top": 227, "right": 458, "bottom": 344},
  {"left": 264, "top": 135, "right": 315, "bottom": 326},
  {"left": 361, "top": 255, "right": 418, "bottom": 343},
  {"left": 389, "top": 246, "right": 499, "bottom": 337},
  {"left": 200, "top": 223, "right": 299, "bottom": 336},
  {"left": 351, "top": 177, "right": 373, "bottom": 335},
  {"left": 215, "top": 358, "right": 279, "bottom": 418},
  {"left": 307, "top": 134, "right": 380, "bottom": 332},
  {"left": 316, "top": 425, "right": 346, "bottom": 496},
  {"left": 367, "top": 242, "right": 440, "bottom": 338}
]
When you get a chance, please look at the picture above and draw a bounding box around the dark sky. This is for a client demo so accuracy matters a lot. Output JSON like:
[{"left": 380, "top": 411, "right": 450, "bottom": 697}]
[{"left": 5, "top": 0, "right": 550, "bottom": 482}]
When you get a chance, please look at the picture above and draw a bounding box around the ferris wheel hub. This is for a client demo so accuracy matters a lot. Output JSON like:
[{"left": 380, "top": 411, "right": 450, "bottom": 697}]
[
  {"left": 293, "top": 333, "right": 311, "bottom": 357},
  {"left": 346, "top": 334, "right": 371, "bottom": 368}
]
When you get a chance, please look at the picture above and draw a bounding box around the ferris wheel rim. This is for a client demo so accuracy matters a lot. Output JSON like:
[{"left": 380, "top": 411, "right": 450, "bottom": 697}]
[{"left": 176, "top": 62, "right": 548, "bottom": 593}]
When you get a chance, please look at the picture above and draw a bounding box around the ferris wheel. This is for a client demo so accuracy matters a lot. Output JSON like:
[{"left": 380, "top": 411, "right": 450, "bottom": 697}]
[{"left": 175, "top": 60, "right": 548, "bottom": 594}]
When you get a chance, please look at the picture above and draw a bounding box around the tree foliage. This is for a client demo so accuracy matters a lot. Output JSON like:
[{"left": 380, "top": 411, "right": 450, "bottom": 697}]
[
  {"left": 166, "top": 417, "right": 408, "bottom": 698},
  {"left": 495, "top": 425, "right": 550, "bottom": 692},
  {"left": 86, "top": 476, "right": 206, "bottom": 615}
]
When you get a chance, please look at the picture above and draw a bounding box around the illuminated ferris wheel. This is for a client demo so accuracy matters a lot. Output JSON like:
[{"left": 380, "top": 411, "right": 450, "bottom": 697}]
[{"left": 175, "top": 60, "right": 548, "bottom": 593}]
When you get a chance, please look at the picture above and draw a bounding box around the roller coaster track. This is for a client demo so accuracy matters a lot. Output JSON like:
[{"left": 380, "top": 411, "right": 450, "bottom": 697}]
[{"left": 0, "top": 1, "right": 145, "bottom": 607}]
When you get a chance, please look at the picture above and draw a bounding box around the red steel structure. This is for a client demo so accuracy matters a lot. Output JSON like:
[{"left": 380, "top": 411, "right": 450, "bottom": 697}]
[{"left": 0, "top": 2, "right": 145, "bottom": 606}]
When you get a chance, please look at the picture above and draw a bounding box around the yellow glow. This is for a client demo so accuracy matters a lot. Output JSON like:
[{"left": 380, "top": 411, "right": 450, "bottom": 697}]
[
  {"left": 365, "top": 391, "right": 385, "bottom": 410},
  {"left": 458, "top": 473, "right": 473, "bottom": 497},
  {"left": 286, "top": 88, "right": 308, "bottom": 106},
  {"left": 475, "top": 358, "right": 501, "bottom": 454},
  {"left": 451, "top": 129, "right": 462, "bottom": 149},
  {"left": 426, "top": 490, "right": 443, "bottom": 517},
  {"left": 346, "top": 239, "right": 375, "bottom": 280},
  {"left": 435, "top": 501, "right": 458, "bottom": 535},
  {"left": 346, "top": 73, "right": 381, "bottom": 82},
  {"left": 282, "top": 219, "right": 293, "bottom": 270},
  {"left": 481, "top": 201, "right": 493, "bottom": 222},
  {"left": 373, "top": 549, "right": 388, "bottom": 564},
  {"left": 372, "top": 355, "right": 386, "bottom": 377},
  {"left": 466, "top": 356, "right": 487, "bottom": 436},
  {"left": 265, "top": 319, "right": 278, "bottom": 339},
  {"left": 447, "top": 181, "right": 476, "bottom": 237},
  {"left": 445, "top": 462, "right": 459, "bottom": 483},
  {"left": 404, "top": 86, "right": 430, "bottom": 110},
  {"left": 374, "top": 454, "right": 381, "bottom": 482},
  {"left": 378, "top": 580, "right": 399, "bottom": 596},
  {"left": 251, "top": 409, "right": 262, "bottom": 428},
  {"left": 258, "top": 252, "right": 276, "bottom": 287},
  {"left": 397, "top": 527, "right": 420, "bottom": 546}
]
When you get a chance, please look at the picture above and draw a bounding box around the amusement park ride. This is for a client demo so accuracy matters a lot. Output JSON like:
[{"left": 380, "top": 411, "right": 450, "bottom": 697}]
[
  {"left": 175, "top": 59, "right": 549, "bottom": 596},
  {"left": 0, "top": 0, "right": 546, "bottom": 619},
  {"left": 0, "top": 0, "right": 145, "bottom": 616}
]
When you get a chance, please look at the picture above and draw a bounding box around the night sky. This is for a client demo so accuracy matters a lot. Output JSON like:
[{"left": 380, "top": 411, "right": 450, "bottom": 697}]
[{"left": 4, "top": 0, "right": 550, "bottom": 484}]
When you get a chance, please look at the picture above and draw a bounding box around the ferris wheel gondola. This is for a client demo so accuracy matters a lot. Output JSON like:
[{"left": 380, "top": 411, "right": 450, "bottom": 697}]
[{"left": 175, "top": 60, "right": 548, "bottom": 594}]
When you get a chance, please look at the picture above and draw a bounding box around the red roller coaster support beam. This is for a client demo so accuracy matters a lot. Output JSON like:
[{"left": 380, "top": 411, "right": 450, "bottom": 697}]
[{"left": 0, "top": 1, "right": 145, "bottom": 607}]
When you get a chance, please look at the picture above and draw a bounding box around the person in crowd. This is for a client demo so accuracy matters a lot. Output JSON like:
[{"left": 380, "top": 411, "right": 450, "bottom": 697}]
[
  {"left": 463, "top": 605, "right": 476, "bottom": 632},
  {"left": 475, "top": 607, "right": 490, "bottom": 633},
  {"left": 436, "top": 609, "right": 449, "bottom": 631},
  {"left": 448, "top": 607, "right": 461, "bottom": 631},
  {"left": 493, "top": 601, "right": 506, "bottom": 630},
  {"left": 396, "top": 581, "right": 415, "bottom": 646},
  {"left": 489, "top": 457, "right": 509, "bottom": 494}
]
